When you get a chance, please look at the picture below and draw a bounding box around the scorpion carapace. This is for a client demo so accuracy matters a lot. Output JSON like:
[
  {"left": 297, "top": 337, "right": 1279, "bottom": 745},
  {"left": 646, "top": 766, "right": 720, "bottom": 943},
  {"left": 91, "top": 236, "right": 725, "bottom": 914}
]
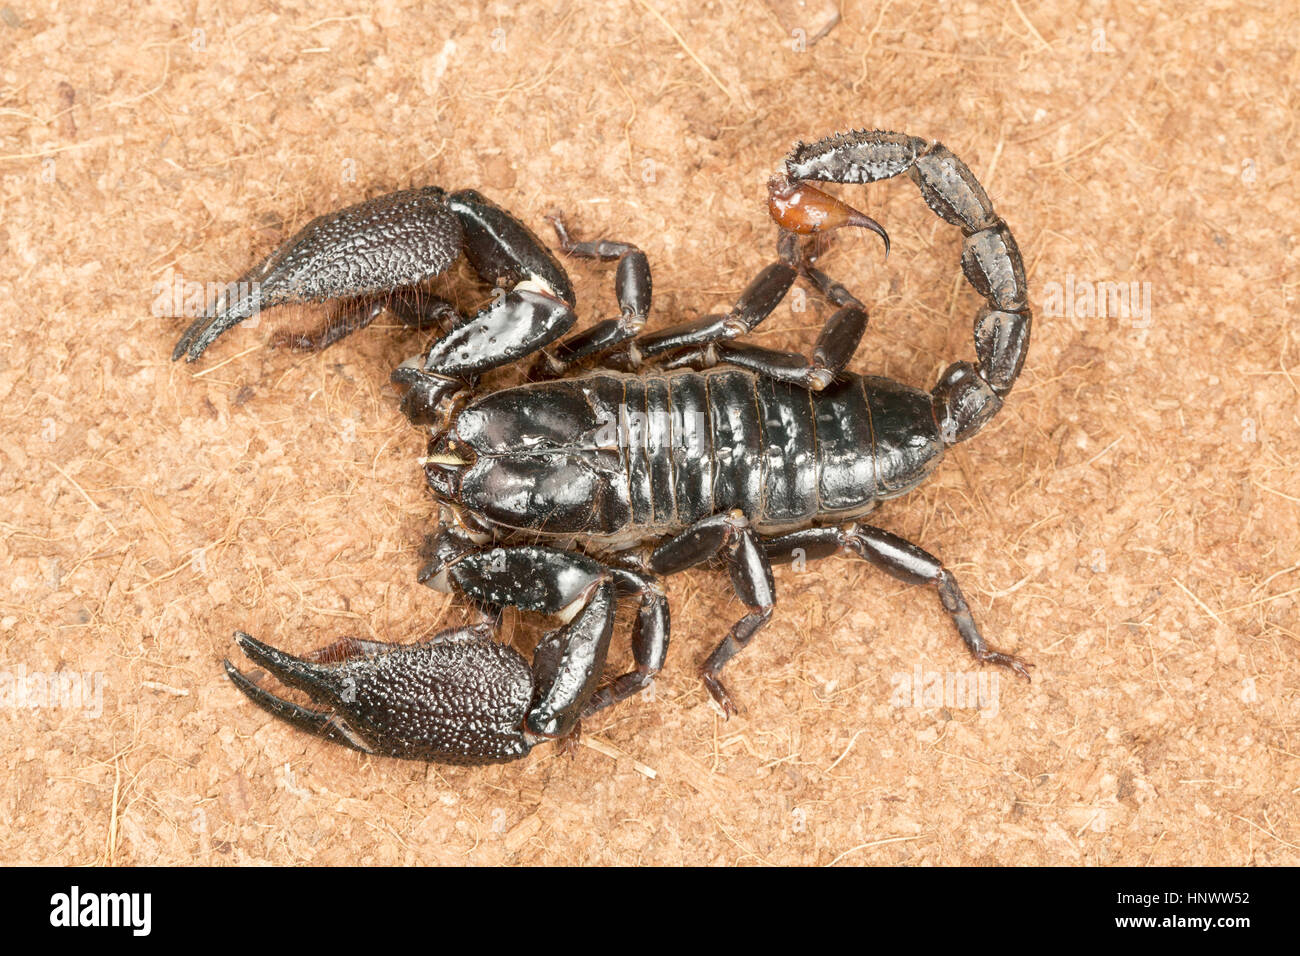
[{"left": 176, "top": 129, "right": 1033, "bottom": 765}]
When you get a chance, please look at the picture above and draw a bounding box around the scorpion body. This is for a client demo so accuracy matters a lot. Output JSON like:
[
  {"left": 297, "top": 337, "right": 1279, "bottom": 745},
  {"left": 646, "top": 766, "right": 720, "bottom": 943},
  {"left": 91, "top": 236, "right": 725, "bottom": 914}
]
[
  {"left": 440, "top": 368, "right": 942, "bottom": 540},
  {"left": 174, "top": 130, "right": 1034, "bottom": 765}
]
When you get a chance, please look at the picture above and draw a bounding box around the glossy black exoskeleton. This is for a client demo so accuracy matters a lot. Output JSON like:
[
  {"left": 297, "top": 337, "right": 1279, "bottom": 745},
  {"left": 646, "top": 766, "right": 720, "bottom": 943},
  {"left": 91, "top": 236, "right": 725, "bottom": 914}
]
[{"left": 177, "top": 129, "right": 1034, "bottom": 764}]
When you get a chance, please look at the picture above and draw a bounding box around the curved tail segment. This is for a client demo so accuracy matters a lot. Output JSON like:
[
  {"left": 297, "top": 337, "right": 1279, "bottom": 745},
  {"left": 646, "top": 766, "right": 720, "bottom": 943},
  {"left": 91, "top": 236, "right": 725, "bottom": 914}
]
[{"left": 780, "top": 130, "right": 1031, "bottom": 445}]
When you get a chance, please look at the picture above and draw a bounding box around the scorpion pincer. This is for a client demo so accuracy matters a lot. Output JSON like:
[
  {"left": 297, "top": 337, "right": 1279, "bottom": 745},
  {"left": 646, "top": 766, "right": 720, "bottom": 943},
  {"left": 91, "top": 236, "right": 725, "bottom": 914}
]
[{"left": 174, "top": 130, "right": 1033, "bottom": 765}]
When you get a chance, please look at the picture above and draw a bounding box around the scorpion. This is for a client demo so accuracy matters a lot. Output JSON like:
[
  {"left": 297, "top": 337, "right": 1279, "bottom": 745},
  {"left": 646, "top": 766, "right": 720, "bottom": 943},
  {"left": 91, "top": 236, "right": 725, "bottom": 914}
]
[{"left": 173, "top": 129, "right": 1033, "bottom": 765}]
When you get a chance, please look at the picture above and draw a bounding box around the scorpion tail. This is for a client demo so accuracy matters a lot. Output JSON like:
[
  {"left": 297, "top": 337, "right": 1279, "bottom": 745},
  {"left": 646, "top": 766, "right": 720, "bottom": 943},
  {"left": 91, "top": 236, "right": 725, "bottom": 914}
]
[{"left": 781, "top": 129, "right": 1032, "bottom": 445}]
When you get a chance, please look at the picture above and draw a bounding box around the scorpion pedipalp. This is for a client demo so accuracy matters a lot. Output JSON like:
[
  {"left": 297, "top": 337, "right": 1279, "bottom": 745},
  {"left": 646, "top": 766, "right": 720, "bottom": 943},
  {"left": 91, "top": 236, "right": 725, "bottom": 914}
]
[
  {"left": 172, "top": 186, "right": 464, "bottom": 362},
  {"left": 226, "top": 627, "right": 540, "bottom": 764},
  {"left": 171, "top": 186, "right": 581, "bottom": 385}
]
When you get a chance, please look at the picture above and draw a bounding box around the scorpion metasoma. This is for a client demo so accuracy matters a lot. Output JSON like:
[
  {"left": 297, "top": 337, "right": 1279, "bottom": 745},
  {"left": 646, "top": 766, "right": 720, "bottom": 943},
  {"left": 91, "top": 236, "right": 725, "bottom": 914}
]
[{"left": 173, "top": 129, "right": 1034, "bottom": 765}]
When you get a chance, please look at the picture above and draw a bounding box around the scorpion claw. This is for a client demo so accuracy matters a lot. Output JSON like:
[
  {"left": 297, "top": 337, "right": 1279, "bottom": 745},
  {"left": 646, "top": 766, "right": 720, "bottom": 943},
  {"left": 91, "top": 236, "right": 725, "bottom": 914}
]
[
  {"left": 173, "top": 186, "right": 464, "bottom": 362},
  {"left": 223, "top": 653, "right": 372, "bottom": 754},
  {"left": 225, "top": 628, "right": 540, "bottom": 764}
]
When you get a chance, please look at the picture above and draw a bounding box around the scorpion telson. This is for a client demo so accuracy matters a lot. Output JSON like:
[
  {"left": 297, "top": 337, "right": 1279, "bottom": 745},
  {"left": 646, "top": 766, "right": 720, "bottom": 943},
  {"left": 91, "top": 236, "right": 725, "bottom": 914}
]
[{"left": 176, "top": 129, "right": 1034, "bottom": 765}]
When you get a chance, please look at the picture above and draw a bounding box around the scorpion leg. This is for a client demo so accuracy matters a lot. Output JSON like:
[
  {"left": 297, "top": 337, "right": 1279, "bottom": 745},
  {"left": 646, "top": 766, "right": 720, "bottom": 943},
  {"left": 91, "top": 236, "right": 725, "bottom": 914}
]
[
  {"left": 647, "top": 512, "right": 775, "bottom": 716},
  {"left": 794, "top": 246, "right": 874, "bottom": 379},
  {"left": 529, "top": 214, "right": 653, "bottom": 377},
  {"left": 800, "top": 263, "right": 865, "bottom": 309},
  {"left": 582, "top": 568, "right": 670, "bottom": 716},
  {"left": 173, "top": 186, "right": 465, "bottom": 362},
  {"left": 657, "top": 299, "right": 867, "bottom": 390},
  {"left": 761, "top": 526, "right": 844, "bottom": 565},
  {"left": 638, "top": 184, "right": 884, "bottom": 387},
  {"left": 636, "top": 261, "right": 797, "bottom": 360},
  {"left": 658, "top": 340, "right": 830, "bottom": 389},
  {"left": 761, "top": 525, "right": 1032, "bottom": 679},
  {"left": 654, "top": 248, "right": 867, "bottom": 389},
  {"left": 641, "top": 262, "right": 793, "bottom": 357},
  {"left": 844, "top": 525, "right": 1032, "bottom": 678}
]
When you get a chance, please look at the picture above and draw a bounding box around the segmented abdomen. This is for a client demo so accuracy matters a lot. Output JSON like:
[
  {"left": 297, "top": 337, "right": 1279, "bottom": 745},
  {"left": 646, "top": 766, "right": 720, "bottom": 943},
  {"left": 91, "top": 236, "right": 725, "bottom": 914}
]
[{"left": 613, "top": 368, "right": 943, "bottom": 532}]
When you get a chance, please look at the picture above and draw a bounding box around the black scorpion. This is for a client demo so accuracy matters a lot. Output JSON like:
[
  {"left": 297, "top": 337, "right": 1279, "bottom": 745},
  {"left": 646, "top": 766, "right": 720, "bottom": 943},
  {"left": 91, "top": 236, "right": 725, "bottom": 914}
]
[{"left": 173, "top": 129, "right": 1034, "bottom": 764}]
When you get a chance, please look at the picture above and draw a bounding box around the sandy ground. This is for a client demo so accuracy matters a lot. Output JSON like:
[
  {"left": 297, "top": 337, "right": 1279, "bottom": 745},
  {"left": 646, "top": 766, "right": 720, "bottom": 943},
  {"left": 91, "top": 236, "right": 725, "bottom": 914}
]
[{"left": 1, "top": 0, "right": 1297, "bottom": 865}]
